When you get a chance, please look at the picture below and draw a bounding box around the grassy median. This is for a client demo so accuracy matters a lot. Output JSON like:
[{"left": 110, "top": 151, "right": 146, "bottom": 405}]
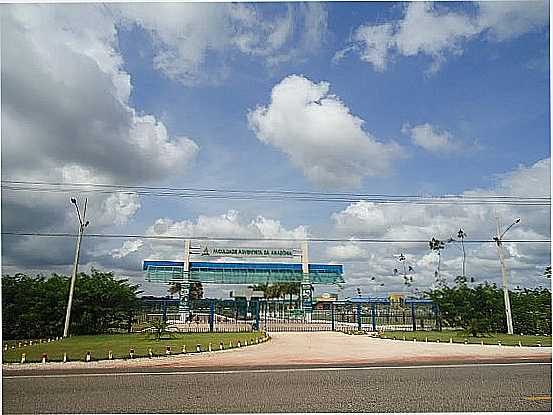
[
  {"left": 2, "top": 332, "right": 265, "bottom": 363},
  {"left": 379, "top": 330, "right": 551, "bottom": 347}
]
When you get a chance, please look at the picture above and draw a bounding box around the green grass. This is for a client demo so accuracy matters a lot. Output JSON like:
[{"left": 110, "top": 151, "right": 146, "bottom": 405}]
[
  {"left": 2, "top": 332, "right": 266, "bottom": 363},
  {"left": 379, "top": 330, "right": 551, "bottom": 347}
]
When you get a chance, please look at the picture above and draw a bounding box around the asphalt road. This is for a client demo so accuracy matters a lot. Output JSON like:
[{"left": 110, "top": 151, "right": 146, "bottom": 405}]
[{"left": 3, "top": 362, "right": 551, "bottom": 413}]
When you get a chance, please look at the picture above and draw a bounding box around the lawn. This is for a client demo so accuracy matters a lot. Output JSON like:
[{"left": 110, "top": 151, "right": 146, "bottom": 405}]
[
  {"left": 2, "top": 331, "right": 266, "bottom": 363},
  {"left": 379, "top": 330, "right": 551, "bottom": 347}
]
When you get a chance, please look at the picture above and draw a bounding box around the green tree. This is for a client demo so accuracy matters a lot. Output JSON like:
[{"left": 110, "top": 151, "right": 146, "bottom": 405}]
[{"left": 2, "top": 269, "right": 141, "bottom": 339}]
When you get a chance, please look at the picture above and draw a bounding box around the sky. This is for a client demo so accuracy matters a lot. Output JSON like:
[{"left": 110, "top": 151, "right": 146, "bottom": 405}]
[{"left": 1, "top": 1, "right": 550, "bottom": 300}]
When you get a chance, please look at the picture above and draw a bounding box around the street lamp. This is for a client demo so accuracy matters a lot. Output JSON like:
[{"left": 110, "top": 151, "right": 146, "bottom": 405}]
[
  {"left": 457, "top": 229, "right": 467, "bottom": 278},
  {"left": 493, "top": 216, "right": 520, "bottom": 335},
  {"left": 63, "top": 197, "right": 90, "bottom": 337}
]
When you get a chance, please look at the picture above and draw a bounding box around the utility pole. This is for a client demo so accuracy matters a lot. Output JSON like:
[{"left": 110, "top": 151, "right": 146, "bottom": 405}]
[
  {"left": 63, "top": 197, "right": 89, "bottom": 337},
  {"left": 494, "top": 214, "right": 520, "bottom": 335}
]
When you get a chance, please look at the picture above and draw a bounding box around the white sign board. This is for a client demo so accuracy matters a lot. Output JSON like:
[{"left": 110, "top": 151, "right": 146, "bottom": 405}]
[{"left": 198, "top": 245, "right": 300, "bottom": 258}]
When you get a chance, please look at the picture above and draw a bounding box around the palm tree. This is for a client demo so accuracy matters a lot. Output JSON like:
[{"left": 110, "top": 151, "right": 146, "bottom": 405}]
[{"left": 429, "top": 237, "right": 446, "bottom": 286}]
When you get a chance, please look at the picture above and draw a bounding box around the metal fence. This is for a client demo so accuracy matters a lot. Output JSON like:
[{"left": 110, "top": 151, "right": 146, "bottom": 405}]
[{"left": 134, "top": 299, "right": 440, "bottom": 333}]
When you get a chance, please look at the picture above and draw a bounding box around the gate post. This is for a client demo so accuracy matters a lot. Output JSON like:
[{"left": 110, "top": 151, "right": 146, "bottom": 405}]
[
  {"left": 179, "top": 239, "right": 191, "bottom": 322},
  {"left": 371, "top": 303, "right": 376, "bottom": 332},
  {"left": 356, "top": 303, "right": 362, "bottom": 331},
  {"left": 300, "top": 241, "right": 312, "bottom": 320},
  {"left": 254, "top": 300, "right": 260, "bottom": 331},
  {"left": 331, "top": 303, "right": 335, "bottom": 331},
  {"left": 162, "top": 299, "right": 168, "bottom": 323},
  {"left": 411, "top": 302, "right": 417, "bottom": 332},
  {"left": 209, "top": 300, "right": 215, "bottom": 332}
]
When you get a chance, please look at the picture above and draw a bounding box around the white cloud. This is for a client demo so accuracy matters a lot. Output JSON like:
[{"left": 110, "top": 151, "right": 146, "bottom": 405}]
[
  {"left": 337, "top": 1, "right": 548, "bottom": 73},
  {"left": 402, "top": 123, "right": 463, "bottom": 154},
  {"left": 114, "top": 2, "right": 327, "bottom": 84},
  {"left": 110, "top": 240, "right": 144, "bottom": 259},
  {"left": 1, "top": 4, "right": 198, "bottom": 268},
  {"left": 247, "top": 75, "right": 404, "bottom": 188},
  {"left": 329, "top": 158, "right": 551, "bottom": 293},
  {"left": 112, "top": 210, "right": 308, "bottom": 263}
]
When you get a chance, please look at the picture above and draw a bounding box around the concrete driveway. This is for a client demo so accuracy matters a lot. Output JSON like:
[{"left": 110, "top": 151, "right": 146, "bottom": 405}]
[{"left": 3, "top": 332, "right": 551, "bottom": 372}]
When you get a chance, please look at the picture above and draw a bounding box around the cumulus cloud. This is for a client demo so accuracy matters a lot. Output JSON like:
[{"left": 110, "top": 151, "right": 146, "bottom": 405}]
[
  {"left": 247, "top": 75, "right": 404, "bottom": 188},
  {"left": 336, "top": 1, "right": 548, "bottom": 73},
  {"left": 114, "top": 2, "right": 327, "bottom": 84},
  {"left": 402, "top": 123, "right": 465, "bottom": 154},
  {"left": 1, "top": 4, "right": 198, "bottom": 269},
  {"left": 328, "top": 158, "right": 551, "bottom": 294},
  {"left": 109, "top": 210, "right": 308, "bottom": 263}
]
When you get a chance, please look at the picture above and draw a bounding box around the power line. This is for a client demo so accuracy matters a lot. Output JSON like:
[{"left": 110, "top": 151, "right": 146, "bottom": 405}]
[
  {"left": 1, "top": 231, "right": 550, "bottom": 243},
  {"left": 1, "top": 180, "right": 550, "bottom": 206}
]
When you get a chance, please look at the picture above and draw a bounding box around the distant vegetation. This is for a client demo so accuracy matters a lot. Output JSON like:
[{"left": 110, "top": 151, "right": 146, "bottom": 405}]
[
  {"left": 2, "top": 269, "right": 141, "bottom": 340},
  {"left": 427, "top": 276, "right": 551, "bottom": 336}
]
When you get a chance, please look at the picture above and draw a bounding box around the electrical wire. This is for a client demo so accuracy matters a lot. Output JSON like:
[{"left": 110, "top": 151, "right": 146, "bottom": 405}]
[{"left": 1, "top": 231, "right": 550, "bottom": 243}]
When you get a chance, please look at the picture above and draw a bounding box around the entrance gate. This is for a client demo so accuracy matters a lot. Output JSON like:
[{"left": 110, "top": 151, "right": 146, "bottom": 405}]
[{"left": 136, "top": 298, "right": 440, "bottom": 333}]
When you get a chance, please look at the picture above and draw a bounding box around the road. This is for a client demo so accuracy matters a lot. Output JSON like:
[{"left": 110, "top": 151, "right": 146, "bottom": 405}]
[{"left": 3, "top": 362, "right": 551, "bottom": 413}]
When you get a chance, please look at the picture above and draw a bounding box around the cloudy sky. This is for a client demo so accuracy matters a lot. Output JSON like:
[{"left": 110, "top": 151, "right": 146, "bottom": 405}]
[{"left": 1, "top": 1, "right": 550, "bottom": 299}]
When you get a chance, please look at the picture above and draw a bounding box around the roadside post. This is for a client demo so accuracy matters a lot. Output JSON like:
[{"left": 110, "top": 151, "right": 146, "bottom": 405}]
[{"left": 331, "top": 303, "right": 335, "bottom": 331}]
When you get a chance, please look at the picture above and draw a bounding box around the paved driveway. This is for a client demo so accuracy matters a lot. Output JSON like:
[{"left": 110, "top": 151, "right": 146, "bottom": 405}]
[{"left": 3, "top": 332, "right": 551, "bottom": 372}]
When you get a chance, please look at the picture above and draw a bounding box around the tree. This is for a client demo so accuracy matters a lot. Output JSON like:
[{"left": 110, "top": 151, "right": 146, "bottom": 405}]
[
  {"left": 544, "top": 266, "right": 551, "bottom": 279},
  {"left": 168, "top": 282, "right": 203, "bottom": 300},
  {"left": 429, "top": 238, "right": 446, "bottom": 286},
  {"left": 2, "top": 270, "right": 141, "bottom": 339}
]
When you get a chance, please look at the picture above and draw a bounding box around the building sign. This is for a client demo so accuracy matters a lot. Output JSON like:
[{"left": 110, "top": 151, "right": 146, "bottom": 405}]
[{"left": 199, "top": 245, "right": 299, "bottom": 258}]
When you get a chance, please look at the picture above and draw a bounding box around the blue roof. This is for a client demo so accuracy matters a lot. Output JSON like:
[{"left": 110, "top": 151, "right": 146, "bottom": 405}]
[{"left": 143, "top": 260, "right": 342, "bottom": 273}]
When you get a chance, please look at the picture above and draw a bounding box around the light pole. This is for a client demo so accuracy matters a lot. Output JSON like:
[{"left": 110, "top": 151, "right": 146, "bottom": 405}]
[
  {"left": 493, "top": 215, "right": 520, "bottom": 335},
  {"left": 63, "top": 197, "right": 89, "bottom": 337},
  {"left": 457, "top": 229, "right": 467, "bottom": 278}
]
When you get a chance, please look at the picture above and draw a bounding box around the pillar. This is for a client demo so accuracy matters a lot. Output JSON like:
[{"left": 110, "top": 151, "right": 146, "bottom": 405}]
[
  {"left": 371, "top": 303, "right": 376, "bottom": 332},
  {"left": 411, "top": 302, "right": 417, "bottom": 332},
  {"left": 209, "top": 300, "right": 215, "bottom": 332},
  {"left": 254, "top": 300, "right": 260, "bottom": 331},
  {"left": 356, "top": 303, "right": 362, "bottom": 331},
  {"left": 179, "top": 239, "right": 191, "bottom": 322},
  {"left": 300, "top": 241, "right": 312, "bottom": 318},
  {"left": 331, "top": 303, "right": 335, "bottom": 331}
]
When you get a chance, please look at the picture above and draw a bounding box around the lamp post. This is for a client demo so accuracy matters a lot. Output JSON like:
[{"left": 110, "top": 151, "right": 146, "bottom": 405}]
[
  {"left": 63, "top": 197, "right": 89, "bottom": 337},
  {"left": 493, "top": 216, "right": 520, "bottom": 335},
  {"left": 457, "top": 229, "right": 467, "bottom": 278}
]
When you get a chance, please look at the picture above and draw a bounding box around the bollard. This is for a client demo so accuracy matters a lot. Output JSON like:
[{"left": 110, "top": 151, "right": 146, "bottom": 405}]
[
  {"left": 166, "top": 346, "right": 171, "bottom": 355},
  {"left": 129, "top": 348, "right": 135, "bottom": 359},
  {"left": 148, "top": 348, "right": 153, "bottom": 358},
  {"left": 538, "top": 342, "right": 542, "bottom": 347},
  {"left": 498, "top": 341, "right": 501, "bottom": 347},
  {"left": 182, "top": 345, "right": 186, "bottom": 354},
  {"left": 4, "top": 344, "right": 7, "bottom": 351},
  {"left": 108, "top": 350, "right": 113, "bottom": 360},
  {"left": 256, "top": 338, "right": 259, "bottom": 344},
  {"left": 42, "top": 353, "right": 48, "bottom": 364},
  {"left": 229, "top": 341, "right": 233, "bottom": 348},
  {"left": 11, "top": 345, "right": 15, "bottom": 349},
  {"left": 29, "top": 341, "right": 33, "bottom": 346},
  {"left": 18, "top": 342, "right": 22, "bottom": 348},
  {"left": 21, "top": 353, "right": 26, "bottom": 364},
  {"left": 464, "top": 339, "right": 468, "bottom": 345},
  {"left": 47, "top": 339, "right": 51, "bottom": 343},
  {"left": 436, "top": 339, "right": 440, "bottom": 343},
  {"left": 425, "top": 337, "right": 428, "bottom": 343},
  {"left": 481, "top": 340, "right": 484, "bottom": 346},
  {"left": 208, "top": 343, "right": 212, "bottom": 352},
  {"left": 196, "top": 344, "right": 201, "bottom": 353},
  {"left": 86, "top": 351, "right": 91, "bottom": 362},
  {"left": 24, "top": 341, "right": 28, "bottom": 346},
  {"left": 449, "top": 338, "right": 453, "bottom": 344},
  {"left": 402, "top": 335, "right": 406, "bottom": 341},
  {"left": 413, "top": 338, "right": 416, "bottom": 343},
  {"left": 63, "top": 352, "right": 67, "bottom": 363},
  {"left": 245, "top": 341, "right": 248, "bottom": 346},
  {"left": 518, "top": 341, "right": 522, "bottom": 347},
  {"left": 220, "top": 342, "right": 224, "bottom": 350},
  {"left": 237, "top": 341, "right": 241, "bottom": 348},
  {"left": 393, "top": 336, "right": 396, "bottom": 341}
]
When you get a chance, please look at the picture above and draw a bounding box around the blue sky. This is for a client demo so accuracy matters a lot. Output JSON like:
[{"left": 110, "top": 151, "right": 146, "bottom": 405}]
[{"left": 1, "top": 1, "right": 550, "bottom": 297}]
